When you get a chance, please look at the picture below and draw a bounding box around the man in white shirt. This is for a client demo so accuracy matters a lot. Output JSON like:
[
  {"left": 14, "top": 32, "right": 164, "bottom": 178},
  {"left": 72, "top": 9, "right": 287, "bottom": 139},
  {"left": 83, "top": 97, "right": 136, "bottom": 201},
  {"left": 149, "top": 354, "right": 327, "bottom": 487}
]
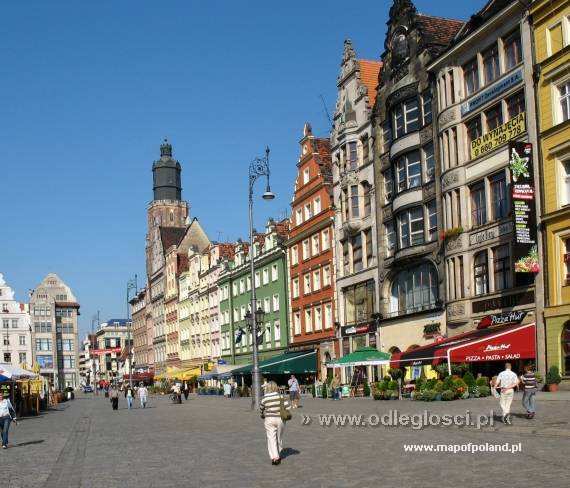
[{"left": 495, "top": 363, "right": 519, "bottom": 424}]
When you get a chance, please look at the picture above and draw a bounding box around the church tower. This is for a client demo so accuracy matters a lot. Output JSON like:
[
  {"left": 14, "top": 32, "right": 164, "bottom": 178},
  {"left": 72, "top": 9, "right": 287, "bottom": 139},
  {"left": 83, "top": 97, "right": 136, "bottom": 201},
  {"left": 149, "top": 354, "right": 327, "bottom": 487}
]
[{"left": 152, "top": 138, "right": 182, "bottom": 201}]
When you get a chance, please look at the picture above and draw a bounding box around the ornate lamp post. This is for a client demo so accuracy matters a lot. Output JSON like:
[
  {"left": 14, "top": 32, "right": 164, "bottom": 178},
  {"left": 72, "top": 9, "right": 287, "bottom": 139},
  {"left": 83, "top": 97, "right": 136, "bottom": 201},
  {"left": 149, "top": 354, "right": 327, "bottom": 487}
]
[
  {"left": 248, "top": 147, "right": 275, "bottom": 410},
  {"left": 126, "top": 275, "right": 137, "bottom": 388}
]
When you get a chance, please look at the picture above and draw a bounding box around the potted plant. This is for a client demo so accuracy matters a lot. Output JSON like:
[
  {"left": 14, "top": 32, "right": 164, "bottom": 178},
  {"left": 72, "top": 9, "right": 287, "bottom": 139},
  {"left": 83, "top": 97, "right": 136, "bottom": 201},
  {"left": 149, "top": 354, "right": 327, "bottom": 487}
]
[{"left": 545, "top": 366, "right": 562, "bottom": 392}]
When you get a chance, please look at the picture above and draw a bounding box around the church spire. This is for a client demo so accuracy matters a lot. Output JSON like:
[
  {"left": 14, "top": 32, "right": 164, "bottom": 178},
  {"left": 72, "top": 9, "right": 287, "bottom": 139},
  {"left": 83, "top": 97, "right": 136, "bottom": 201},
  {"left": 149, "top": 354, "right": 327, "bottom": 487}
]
[{"left": 152, "top": 137, "right": 182, "bottom": 201}]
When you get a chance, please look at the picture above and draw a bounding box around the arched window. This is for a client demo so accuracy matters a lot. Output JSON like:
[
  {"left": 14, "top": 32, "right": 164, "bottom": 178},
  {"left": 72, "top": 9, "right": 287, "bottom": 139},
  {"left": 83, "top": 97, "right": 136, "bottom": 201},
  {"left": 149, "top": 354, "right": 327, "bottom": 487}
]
[
  {"left": 390, "top": 263, "right": 438, "bottom": 316},
  {"left": 563, "top": 321, "right": 570, "bottom": 375}
]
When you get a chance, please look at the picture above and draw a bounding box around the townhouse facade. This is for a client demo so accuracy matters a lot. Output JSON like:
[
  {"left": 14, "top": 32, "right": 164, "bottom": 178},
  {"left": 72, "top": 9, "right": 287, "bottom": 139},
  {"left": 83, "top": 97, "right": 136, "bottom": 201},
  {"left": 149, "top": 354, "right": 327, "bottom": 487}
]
[
  {"left": 428, "top": 0, "right": 542, "bottom": 368},
  {"left": 287, "top": 123, "right": 337, "bottom": 380},
  {"left": 130, "top": 288, "right": 149, "bottom": 372},
  {"left": 372, "top": 0, "right": 463, "bottom": 358},
  {"left": 331, "top": 39, "right": 382, "bottom": 380},
  {"left": 220, "top": 220, "right": 290, "bottom": 365},
  {"left": 530, "top": 0, "right": 570, "bottom": 376}
]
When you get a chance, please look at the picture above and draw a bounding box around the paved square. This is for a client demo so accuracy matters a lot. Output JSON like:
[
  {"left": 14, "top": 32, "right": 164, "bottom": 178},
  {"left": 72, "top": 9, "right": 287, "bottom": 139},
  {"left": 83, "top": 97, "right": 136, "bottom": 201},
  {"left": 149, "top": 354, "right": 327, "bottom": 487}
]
[{"left": 1, "top": 392, "right": 568, "bottom": 488}]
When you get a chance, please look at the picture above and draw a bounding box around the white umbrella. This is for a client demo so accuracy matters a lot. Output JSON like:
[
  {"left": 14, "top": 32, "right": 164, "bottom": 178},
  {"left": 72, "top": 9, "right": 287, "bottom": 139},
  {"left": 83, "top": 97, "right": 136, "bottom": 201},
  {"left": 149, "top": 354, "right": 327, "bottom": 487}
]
[{"left": 0, "top": 363, "right": 38, "bottom": 379}]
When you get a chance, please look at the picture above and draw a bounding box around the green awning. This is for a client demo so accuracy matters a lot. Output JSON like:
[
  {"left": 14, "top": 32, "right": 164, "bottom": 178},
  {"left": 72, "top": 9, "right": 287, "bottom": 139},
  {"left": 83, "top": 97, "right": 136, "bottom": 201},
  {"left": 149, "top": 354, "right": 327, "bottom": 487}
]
[
  {"left": 329, "top": 347, "right": 391, "bottom": 368},
  {"left": 229, "top": 351, "right": 317, "bottom": 376}
]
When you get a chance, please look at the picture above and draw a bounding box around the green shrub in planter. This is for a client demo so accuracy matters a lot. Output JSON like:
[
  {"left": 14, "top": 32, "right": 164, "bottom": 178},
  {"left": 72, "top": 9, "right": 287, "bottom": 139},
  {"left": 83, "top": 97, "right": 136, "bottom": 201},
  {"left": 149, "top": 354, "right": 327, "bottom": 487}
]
[
  {"left": 478, "top": 385, "right": 491, "bottom": 397},
  {"left": 434, "top": 364, "right": 450, "bottom": 379},
  {"left": 412, "top": 390, "right": 423, "bottom": 401},
  {"left": 546, "top": 366, "right": 562, "bottom": 385},
  {"left": 475, "top": 376, "right": 489, "bottom": 387},
  {"left": 390, "top": 390, "right": 399, "bottom": 400},
  {"left": 423, "top": 390, "right": 437, "bottom": 401},
  {"left": 434, "top": 380, "right": 445, "bottom": 392},
  {"left": 441, "top": 390, "right": 455, "bottom": 401},
  {"left": 414, "top": 378, "right": 424, "bottom": 392},
  {"left": 388, "top": 380, "right": 399, "bottom": 391},
  {"left": 373, "top": 392, "right": 383, "bottom": 400},
  {"left": 453, "top": 378, "right": 468, "bottom": 398},
  {"left": 425, "top": 378, "right": 437, "bottom": 390},
  {"left": 363, "top": 381, "right": 371, "bottom": 397},
  {"left": 388, "top": 368, "right": 403, "bottom": 381},
  {"left": 443, "top": 376, "right": 455, "bottom": 391},
  {"left": 463, "top": 372, "right": 476, "bottom": 393},
  {"left": 322, "top": 383, "right": 328, "bottom": 399},
  {"left": 384, "top": 389, "right": 395, "bottom": 399}
]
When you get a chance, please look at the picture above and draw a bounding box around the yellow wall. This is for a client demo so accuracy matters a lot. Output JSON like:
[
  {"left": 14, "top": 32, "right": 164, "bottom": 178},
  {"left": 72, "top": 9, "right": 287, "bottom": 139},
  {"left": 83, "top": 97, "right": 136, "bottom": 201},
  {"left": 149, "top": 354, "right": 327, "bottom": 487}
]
[{"left": 531, "top": 0, "right": 570, "bottom": 374}]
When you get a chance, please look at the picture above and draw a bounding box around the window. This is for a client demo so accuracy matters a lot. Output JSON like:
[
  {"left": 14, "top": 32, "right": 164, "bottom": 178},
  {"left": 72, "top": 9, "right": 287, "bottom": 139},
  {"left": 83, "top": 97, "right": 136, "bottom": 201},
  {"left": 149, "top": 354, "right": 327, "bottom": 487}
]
[
  {"left": 352, "top": 234, "right": 363, "bottom": 272},
  {"left": 19, "top": 352, "right": 26, "bottom": 364},
  {"left": 466, "top": 117, "right": 482, "bottom": 149},
  {"left": 397, "top": 150, "right": 421, "bottom": 192},
  {"left": 303, "top": 168, "right": 310, "bottom": 184},
  {"left": 485, "top": 104, "right": 503, "bottom": 131},
  {"left": 427, "top": 200, "right": 437, "bottom": 241},
  {"left": 63, "top": 356, "right": 75, "bottom": 369},
  {"left": 463, "top": 58, "right": 479, "bottom": 96},
  {"left": 239, "top": 279, "right": 245, "bottom": 294},
  {"left": 304, "top": 203, "right": 313, "bottom": 221},
  {"left": 271, "top": 264, "right": 278, "bottom": 281},
  {"left": 504, "top": 31, "right": 522, "bottom": 70},
  {"left": 293, "top": 277, "right": 300, "bottom": 301},
  {"left": 548, "top": 22, "right": 564, "bottom": 55},
  {"left": 293, "top": 312, "right": 301, "bottom": 335},
  {"left": 381, "top": 122, "right": 392, "bottom": 153},
  {"left": 385, "top": 221, "right": 396, "bottom": 255},
  {"left": 344, "top": 280, "right": 375, "bottom": 325},
  {"left": 422, "top": 91, "right": 432, "bottom": 125},
  {"left": 342, "top": 240, "right": 350, "bottom": 275},
  {"left": 274, "top": 320, "right": 281, "bottom": 342},
  {"left": 4, "top": 353, "right": 11, "bottom": 363},
  {"left": 364, "top": 228, "right": 373, "bottom": 265},
  {"left": 362, "top": 182, "right": 372, "bottom": 217},
  {"left": 361, "top": 135, "right": 369, "bottom": 163},
  {"left": 474, "top": 251, "right": 489, "bottom": 295},
  {"left": 314, "top": 196, "right": 322, "bottom": 214},
  {"left": 490, "top": 172, "right": 508, "bottom": 220},
  {"left": 313, "top": 270, "right": 321, "bottom": 291},
  {"left": 291, "top": 246, "right": 298, "bottom": 266},
  {"left": 390, "top": 264, "right": 438, "bottom": 316},
  {"left": 324, "top": 303, "right": 333, "bottom": 329},
  {"left": 246, "top": 276, "right": 251, "bottom": 291},
  {"left": 19, "top": 335, "right": 26, "bottom": 346},
  {"left": 314, "top": 306, "right": 322, "bottom": 331},
  {"left": 384, "top": 170, "right": 393, "bottom": 202},
  {"left": 350, "top": 185, "right": 359, "bottom": 218},
  {"left": 312, "top": 234, "right": 320, "bottom": 255},
  {"left": 424, "top": 143, "right": 435, "bottom": 182},
  {"left": 323, "top": 265, "right": 331, "bottom": 287},
  {"left": 11, "top": 319, "right": 18, "bottom": 328},
  {"left": 263, "top": 297, "right": 271, "bottom": 313},
  {"left": 254, "top": 271, "right": 260, "bottom": 288},
  {"left": 304, "top": 274, "right": 311, "bottom": 294},
  {"left": 240, "top": 305, "right": 246, "bottom": 320},
  {"left": 482, "top": 44, "right": 500, "bottom": 84},
  {"left": 393, "top": 98, "right": 419, "bottom": 138},
  {"left": 3, "top": 319, "right": 9, "bottom": 329},
  {"left": 35, "top": 338, "right": 52, "bottom": 351},
  {"left": 295, "top": 208, "right": 303, "bottom": 226},
  {"left": 232, "top": 282, "right": 238, "bottom": 297},
  {"left": 305, "top": 308, "right": 312, "bottom": 333},
  {"left": 559, "top": 81, "right": 570, "bottom": 123},
  {"left": 348, "top": 141, "right": 357, "bottom": 170},
  {"left": 63, "top": 339, "right": 73, "bottom": 351},
  {"left": 470, "top": 182, "right": 487, "bottom": 227},
  {"left": 562, "top": 161, "right": 570, "bottom": 206},
  {"left": 398, "top": 207, "right": 424, "bottom": 248},
  {"left": 322, "top": 229, "right": 330, "bottom": 250},
  {"left": 493, "top": 245, "right": 511, "bottom": 291},
  {"left": 506, "top": 91, "right": 525, "bottom": 119},
  {"left": 302, "top": 239, "right": 310, "bottom": 260}
]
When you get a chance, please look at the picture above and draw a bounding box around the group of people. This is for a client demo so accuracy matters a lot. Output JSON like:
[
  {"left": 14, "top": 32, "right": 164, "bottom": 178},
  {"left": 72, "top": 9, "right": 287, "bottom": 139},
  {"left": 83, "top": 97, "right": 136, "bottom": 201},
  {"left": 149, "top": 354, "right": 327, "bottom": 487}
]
[
  {"left": 108, "top": 383, "right": 149, "bottom": 411},
  {"left": 492, "top": 363, "right": 539, "bottom": 424}
]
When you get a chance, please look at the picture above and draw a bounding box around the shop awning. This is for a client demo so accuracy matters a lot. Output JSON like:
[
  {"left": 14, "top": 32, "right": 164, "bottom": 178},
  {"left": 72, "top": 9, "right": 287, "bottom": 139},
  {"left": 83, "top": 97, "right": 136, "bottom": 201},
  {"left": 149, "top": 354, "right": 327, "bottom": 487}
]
[
  {"left": 224, "top": 351, "right": 317, "bottom": 376},
  {"left": 391, "top": 323, "right": 536, "bottom": 369},
  {"left": 328, "top": 347, "right": 391, "bottom": 368}
]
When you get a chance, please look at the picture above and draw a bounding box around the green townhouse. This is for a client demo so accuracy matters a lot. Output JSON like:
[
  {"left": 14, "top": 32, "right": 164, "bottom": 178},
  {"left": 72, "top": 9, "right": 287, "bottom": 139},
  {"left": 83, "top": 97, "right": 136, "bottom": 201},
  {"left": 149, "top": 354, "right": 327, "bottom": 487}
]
[{"left": 219, "top": 219, "right": 290, "bottom": 365}]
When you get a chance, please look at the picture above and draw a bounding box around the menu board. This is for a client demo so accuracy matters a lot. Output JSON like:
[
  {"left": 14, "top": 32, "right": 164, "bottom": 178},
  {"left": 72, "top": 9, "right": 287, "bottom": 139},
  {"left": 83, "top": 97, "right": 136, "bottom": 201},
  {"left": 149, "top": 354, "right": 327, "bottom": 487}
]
[{"left": 509, "top": 142, "right": 539, "bottom": 275}]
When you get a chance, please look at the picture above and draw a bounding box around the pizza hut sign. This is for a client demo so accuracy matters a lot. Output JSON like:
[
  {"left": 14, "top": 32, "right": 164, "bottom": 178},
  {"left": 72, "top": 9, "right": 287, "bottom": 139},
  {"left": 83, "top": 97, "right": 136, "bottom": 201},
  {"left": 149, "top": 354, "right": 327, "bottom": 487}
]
[
  {"left": 477, "top": 311, "right": 527, "bottom": 329},
  {"left": 484, "top": 343, "right": 511, "bottom": 353}
]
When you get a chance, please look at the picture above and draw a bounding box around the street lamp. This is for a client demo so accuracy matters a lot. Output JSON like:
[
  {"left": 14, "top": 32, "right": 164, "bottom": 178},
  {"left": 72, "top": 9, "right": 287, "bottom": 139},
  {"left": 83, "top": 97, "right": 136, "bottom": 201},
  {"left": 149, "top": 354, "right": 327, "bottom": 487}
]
[
  {"left": 248, "top": 146, "right": 275, "bottom": 410},
  {"left": 126, "top": 275, "right": 137, "bottom": 388}
]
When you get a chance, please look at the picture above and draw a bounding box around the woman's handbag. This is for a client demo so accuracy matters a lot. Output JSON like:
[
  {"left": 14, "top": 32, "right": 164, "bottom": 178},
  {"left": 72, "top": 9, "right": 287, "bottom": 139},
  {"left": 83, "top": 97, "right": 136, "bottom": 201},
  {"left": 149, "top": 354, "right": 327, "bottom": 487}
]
[{"left": 279, "top": 395, "right": 292, "bottom": 422}]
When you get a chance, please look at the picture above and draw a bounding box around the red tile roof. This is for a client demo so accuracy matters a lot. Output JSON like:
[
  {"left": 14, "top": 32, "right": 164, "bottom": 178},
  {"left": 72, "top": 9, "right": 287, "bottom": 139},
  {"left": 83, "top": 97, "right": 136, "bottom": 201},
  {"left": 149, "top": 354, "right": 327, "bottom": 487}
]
[
  {"left": 160, "top": 226, "right": 187, "bottom": 251},
  {"left": 358, "top": 60, "right": 382, "bottom": 108},
  {"left": 416, "top": 14, "right": 465, "bottom": 48}
]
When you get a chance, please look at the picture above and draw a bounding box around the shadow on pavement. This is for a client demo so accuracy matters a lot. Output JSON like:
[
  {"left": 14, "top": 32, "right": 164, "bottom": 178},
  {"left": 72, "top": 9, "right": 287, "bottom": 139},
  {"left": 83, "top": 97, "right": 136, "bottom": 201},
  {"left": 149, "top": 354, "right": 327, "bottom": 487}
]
[
  {"left": 12, "top": 440, "right": 45, "bottom": 448},
  {"left": 281, "top": 448, "right": 300, "bottom": 459}
]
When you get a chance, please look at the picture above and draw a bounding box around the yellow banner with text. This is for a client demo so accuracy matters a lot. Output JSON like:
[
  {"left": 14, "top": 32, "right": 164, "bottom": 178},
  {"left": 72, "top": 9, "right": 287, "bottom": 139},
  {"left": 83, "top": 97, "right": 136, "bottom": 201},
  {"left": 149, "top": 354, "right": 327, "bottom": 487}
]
[{"left": 470, "top": 112, "right": 526, "bottom": 159}]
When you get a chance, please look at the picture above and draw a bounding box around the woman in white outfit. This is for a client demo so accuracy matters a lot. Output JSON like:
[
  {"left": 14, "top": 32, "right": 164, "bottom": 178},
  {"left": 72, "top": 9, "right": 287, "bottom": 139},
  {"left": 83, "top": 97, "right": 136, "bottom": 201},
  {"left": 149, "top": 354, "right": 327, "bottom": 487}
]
[{"left": 260, "top": 381, "right": 291, "bottom": 465}]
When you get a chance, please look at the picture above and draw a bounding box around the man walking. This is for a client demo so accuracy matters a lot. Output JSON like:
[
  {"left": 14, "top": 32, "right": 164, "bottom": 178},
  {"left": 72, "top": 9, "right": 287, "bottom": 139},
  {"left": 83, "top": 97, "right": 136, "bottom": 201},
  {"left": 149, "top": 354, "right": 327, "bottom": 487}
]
[
  {"left": 495, "top": 362, "right": 519, "bottom": 424},
  {"left": 520, "top": 364, "right": 538, "bottom": 419},
  {"left": 0, "top": 390, "right": 17, "bottom": 449},
  {"left": 126, "top": 385, "right": 134, "bottom": 410},
  {"left": 138, "top": 383, "right": 148, "bottom": 409},
  {"left": 288, "top": 375, "right": 300, "bottom": 409}
]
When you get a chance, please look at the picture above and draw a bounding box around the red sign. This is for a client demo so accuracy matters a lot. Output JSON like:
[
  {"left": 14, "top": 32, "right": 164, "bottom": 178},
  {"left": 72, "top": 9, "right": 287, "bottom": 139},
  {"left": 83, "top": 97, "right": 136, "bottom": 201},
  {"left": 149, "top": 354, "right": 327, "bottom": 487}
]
[
  {"left": 91, "top": 347, "right": 121, "bottom": 356},
  {"left": 447, "top": 323, "right": 535, "bottom": 364}
]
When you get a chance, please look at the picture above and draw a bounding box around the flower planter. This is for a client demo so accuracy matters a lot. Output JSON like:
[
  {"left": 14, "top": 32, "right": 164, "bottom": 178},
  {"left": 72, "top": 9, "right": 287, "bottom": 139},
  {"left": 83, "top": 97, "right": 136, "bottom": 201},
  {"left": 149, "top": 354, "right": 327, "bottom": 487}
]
[{"left": 547, "top": 383, "right": 559, "bottom": 393}]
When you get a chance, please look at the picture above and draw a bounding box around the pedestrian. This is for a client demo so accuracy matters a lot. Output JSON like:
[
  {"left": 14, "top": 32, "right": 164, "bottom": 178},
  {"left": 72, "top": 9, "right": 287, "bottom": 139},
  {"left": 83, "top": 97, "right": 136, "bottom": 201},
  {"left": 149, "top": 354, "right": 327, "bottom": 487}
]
[
  {"left": 223, "top": 381, "right": 231, "bottom": 398},
  {"left": 126, "top": 385, "right": 134, "bottom": 410},
  {"left": 183, "top": 381, "right": 189, "bottom": 400},
  {"left": 110, "top": 386, "right": 119, "bottom": 411},
  {"left": 520, "top": 364, "right": 538, "bottom": 419},
  {"left": 288, "top": 375, "right": 300, "bottom": 408},
  {"left": 260, "top": 381, "right": 291, "bottom": 465},
  {"left": 0, "top": 390, "right": 18, "bottom": 449},
  {"left": 138, "top": 383, "right": 148, "bottom": 409},
  {"left": 495, "top": 362, "right": 519, "bottom": 424}
]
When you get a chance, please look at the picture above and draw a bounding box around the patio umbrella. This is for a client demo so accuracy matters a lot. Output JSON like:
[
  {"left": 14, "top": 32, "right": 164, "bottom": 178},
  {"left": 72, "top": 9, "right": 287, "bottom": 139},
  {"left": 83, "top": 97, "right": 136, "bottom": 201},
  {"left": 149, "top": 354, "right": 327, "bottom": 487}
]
[
  {"left": 0, "top": 363, "right": 38, "bottom": 380},
  {"left": 328, "top": 347, "right": 391, "bottom": 368}
]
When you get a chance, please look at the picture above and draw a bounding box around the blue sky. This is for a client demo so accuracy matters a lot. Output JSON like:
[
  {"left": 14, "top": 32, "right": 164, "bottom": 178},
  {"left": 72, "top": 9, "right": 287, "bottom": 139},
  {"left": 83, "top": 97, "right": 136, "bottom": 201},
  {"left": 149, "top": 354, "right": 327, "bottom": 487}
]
[{"left": 1, "top": 0, "right": 483, "bottom": 336}]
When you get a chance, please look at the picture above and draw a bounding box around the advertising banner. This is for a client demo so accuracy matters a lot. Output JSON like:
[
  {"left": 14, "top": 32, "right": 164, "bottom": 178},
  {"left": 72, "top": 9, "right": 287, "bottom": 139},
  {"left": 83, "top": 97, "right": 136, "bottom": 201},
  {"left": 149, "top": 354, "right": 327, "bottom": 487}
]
[
  {"left": 470, "top": 112, "right": 525, "bottom": 159},
  {"left": 509, "top": 141, "right": 539, "bottom": 276}
]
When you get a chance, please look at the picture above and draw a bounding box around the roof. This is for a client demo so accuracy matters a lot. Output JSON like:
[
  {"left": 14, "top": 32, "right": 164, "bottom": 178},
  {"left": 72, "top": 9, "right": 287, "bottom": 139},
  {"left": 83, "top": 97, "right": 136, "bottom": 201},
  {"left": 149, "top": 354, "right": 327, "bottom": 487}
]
[
  {"left": 55, "top": 301, "right": 80, "bottom": 309},
  {"left": 358, "top": 60, "right": 382, "bottom": 108},
  {"left": 416, "top": 14, "right": 465, "bottom": 48},
  {"left": 160, "top": 226, "right": 187, "bottom": 251},
  {"left": 451, "top": 0, "right": 511, "bottom": 44}
]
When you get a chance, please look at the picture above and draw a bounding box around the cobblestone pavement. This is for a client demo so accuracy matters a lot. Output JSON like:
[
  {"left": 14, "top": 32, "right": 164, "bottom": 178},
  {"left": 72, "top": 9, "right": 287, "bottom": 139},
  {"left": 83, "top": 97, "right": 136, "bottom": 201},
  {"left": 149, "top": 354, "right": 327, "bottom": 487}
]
[{"left": 1, "top": 391, "right": 569, "bottom": 488}]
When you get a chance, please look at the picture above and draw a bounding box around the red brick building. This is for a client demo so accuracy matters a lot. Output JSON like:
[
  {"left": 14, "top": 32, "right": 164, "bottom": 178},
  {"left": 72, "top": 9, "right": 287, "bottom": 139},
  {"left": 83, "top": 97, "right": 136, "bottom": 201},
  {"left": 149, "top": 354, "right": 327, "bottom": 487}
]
[{"left": 287, "top": 123, "right": 337, "bottom": 380}]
